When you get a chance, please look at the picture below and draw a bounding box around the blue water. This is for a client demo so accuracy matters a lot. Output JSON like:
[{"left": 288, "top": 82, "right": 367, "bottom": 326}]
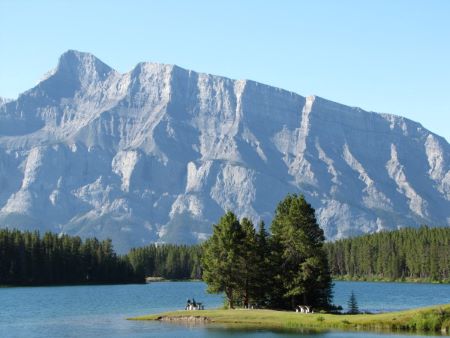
[{"left": 0, "top": 281, "right": 449, "bottom": 337}]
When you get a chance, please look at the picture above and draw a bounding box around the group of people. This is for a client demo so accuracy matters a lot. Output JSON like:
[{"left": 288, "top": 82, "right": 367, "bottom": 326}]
[
  {"left": 185, "top": 297, "right": 313, "bottom": 312},
  {"left": 185, "top": 298, "right": 204, "bottom": 310}
]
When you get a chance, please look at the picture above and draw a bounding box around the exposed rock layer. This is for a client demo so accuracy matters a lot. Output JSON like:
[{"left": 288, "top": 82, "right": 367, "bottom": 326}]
[{"left": 0, "top": 50, "right": 449, "bottom": 252}]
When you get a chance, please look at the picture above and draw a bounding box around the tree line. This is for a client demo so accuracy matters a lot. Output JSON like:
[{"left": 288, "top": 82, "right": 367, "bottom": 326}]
[
  {"left": 2, "top": 212, "right": 448, "bottom": 287},
  {"left": 0, "top": 229, "right": 205, "bottom": 285},
  {"left": 127, "top": 224, "right": 450, "bottom": 286},
  {"left": 0, "top": 229, "right": 142, "bottom": 285},
  {"left": 324, "top": 226, "right": 450, "bottom": 282},
  {"left": 126, "top": 224, "right": 450, "bottom": 285},
  {"left": 127, "top": 244, "right": 202, "bottom": 280},
  {"left": 202, "top": 194, "right": 333, "bottom": 310}
]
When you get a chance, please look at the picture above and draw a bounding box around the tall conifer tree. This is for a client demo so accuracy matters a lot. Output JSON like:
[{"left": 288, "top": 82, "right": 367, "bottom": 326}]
[
  {"left": 270, "top": 194, "right": 333, "bottom": 309},
  {"left": 201, "top": 211, "right": 244, "bottom": 308},
  {"left": 254, "top": 220, "right": 272, "bottom": 307},
  {"left": 238, "top": 217, "right": 259, "bottom": 308}
]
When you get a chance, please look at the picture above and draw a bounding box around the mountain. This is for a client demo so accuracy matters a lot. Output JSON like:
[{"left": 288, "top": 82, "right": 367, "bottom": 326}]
[
  {"left": 0, "top": 97, "right": 11, "bottom": 106},
  {"left": 0, "top": 50, "right": 449, "bottom": 252}
]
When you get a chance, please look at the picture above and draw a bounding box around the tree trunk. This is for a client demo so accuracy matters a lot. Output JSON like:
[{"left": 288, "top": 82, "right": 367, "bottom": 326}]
[
  {"left": 226, "top": 288, "right": 234, "bottom": 309},
  {"left": 244, "top": 279, "right": 249, "bottom": 308}
]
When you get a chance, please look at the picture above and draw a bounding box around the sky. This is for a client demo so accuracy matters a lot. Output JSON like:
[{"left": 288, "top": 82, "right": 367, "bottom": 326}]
[{"left": 1, "top": 0, "right": 449, "bottom": 141}]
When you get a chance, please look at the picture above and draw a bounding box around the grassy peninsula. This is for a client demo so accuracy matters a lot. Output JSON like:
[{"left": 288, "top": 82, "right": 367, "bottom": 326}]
[{"left": 131, "top": 304, "right": 450, "bottom": 334}]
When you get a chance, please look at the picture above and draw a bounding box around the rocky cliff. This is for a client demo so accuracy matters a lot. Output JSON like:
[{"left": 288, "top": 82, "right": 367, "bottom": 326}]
[{"left": 0, "top": 50, "right": 448, "bottom": 252}]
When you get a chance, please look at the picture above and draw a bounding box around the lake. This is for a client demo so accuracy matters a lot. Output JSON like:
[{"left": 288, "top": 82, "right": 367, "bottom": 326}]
[{"left": 0, "top": 281, "right": 449, "bottom": 337}]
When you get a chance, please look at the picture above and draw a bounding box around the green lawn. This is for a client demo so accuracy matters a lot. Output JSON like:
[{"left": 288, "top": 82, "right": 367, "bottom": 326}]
[{"left": 130, "top": 304, "right": 450, "bottom": 334}]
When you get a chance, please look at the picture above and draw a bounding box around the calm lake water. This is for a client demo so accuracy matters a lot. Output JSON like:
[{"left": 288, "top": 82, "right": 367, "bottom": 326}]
[{"left": 0, "top": 281, "right": 449, "bottom": 338}]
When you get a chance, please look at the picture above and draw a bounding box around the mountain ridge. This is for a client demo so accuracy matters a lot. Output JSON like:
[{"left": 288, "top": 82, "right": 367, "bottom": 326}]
[{"left": 0, "top": 50, "right": 448, "bottom": 252}]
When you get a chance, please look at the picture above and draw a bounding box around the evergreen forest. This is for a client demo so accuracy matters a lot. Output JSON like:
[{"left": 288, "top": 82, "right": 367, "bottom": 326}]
[
  {"left": 1, "top": 213, "right": 449, "bottom": 287},
  {"left": 0, "top": 229, "right": 142, "bottom": 285},
  {"left": 127, "top": 244, "right": 202, "bottom": 280},
  {"left": 324, "top": 226, "right": 450, "bottom": 282}
]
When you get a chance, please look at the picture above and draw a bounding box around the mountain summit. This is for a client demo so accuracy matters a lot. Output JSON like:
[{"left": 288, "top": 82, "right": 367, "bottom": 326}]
[{"left": 0, "top": 50, "right": 449, "bottom": 252}]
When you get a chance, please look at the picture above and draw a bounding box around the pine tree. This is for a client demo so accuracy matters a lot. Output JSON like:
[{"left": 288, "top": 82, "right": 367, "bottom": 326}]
[
  {"left": 254, "top": 220, "right": 272, "bottom": 307},
  {"left": 347, "top": 291, "right": 359, "bottom": 314},
  {"left": 201, "top": 211, "right": 245, "bottom": 308},
  {"left": 270, "top": 194, "right": 333, "bottom": 310},
  {"left": 238, "top": 217, "right": 259, "bottom": 308}
]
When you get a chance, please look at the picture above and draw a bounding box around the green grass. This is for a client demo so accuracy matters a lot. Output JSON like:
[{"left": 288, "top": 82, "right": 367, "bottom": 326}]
[{"left": 130, "top": 304, "right": 450, "bottom": 334}]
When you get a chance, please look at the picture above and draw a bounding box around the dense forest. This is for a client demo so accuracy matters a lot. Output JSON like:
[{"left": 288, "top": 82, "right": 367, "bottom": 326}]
[
  {"left": 127, "top": 244, "right": 202, "bottom": 280},
  {"left": 0, "top": 229, "right": 142, "bottom": 285},
  {"left": 141, "top": 225, "right": 450, "bottom": 284},
  {"left": 0, "top": 229, "right": 203, "bottom": 285},
  {"left": 2, "top": 224, "right": 449, "bottom": 286},
  {"left": 324, "top": 226, "right": 450, "bottom": 282}
]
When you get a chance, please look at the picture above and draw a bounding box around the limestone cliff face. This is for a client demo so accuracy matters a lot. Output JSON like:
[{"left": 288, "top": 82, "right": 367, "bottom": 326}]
[{"left": 0, "top": 50, "right": 449, "bottom": 252}]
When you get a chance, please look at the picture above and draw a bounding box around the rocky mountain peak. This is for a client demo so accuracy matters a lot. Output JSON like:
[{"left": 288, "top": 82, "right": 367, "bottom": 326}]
[
  {"left": 0, "top": 51, "right": 448, "bottom": 253},
  {"left": 56, "top": 50, "right": 114, "bottom": 79},
  {"left": 0, "top": 97, "right": 11, "bottom": 106},
  {"left": 30, "top": 50, "right": 117, "bottom": 100}
]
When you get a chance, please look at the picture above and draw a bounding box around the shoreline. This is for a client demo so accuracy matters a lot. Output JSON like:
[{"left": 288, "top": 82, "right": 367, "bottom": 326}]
[
  {"left": 130, "top": 304, "right": 450, "bottom": 334},
  {"left": 332, "top": 276, "right": 450, "bottom": 284},
  {"left": 145, "top": 277, "right": 202, "bottom": 283},
  {"left": 2, "top": 278, "right": 447, "bottom": 288},
  {"left": 0, "top": 281, "right": 145, "bottom": 288}
]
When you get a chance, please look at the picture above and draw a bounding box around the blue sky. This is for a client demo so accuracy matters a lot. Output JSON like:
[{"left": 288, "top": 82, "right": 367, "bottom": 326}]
[{"left": 1, "top": 0, "right": 449, "bottom": 141}]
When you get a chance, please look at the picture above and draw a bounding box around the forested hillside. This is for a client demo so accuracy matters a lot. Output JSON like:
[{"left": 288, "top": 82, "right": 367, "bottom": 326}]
[
  {"left": 2, "top": 226, "right": 449, "bottom": 285},
  {"left": 127, "top": 244, "right": 202, "bottom": 280},
  {"left": 0, "top": 229, "right": 201, "bottom": 285},
  {"left": 324, "top": 226, "right": 450, "bottom": 282},
  {"left": 133, "top": 226, "right": 450, "bottom": 284},
  {"left": 0, "top": 229, "right": 142, "bottom": 285}
]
